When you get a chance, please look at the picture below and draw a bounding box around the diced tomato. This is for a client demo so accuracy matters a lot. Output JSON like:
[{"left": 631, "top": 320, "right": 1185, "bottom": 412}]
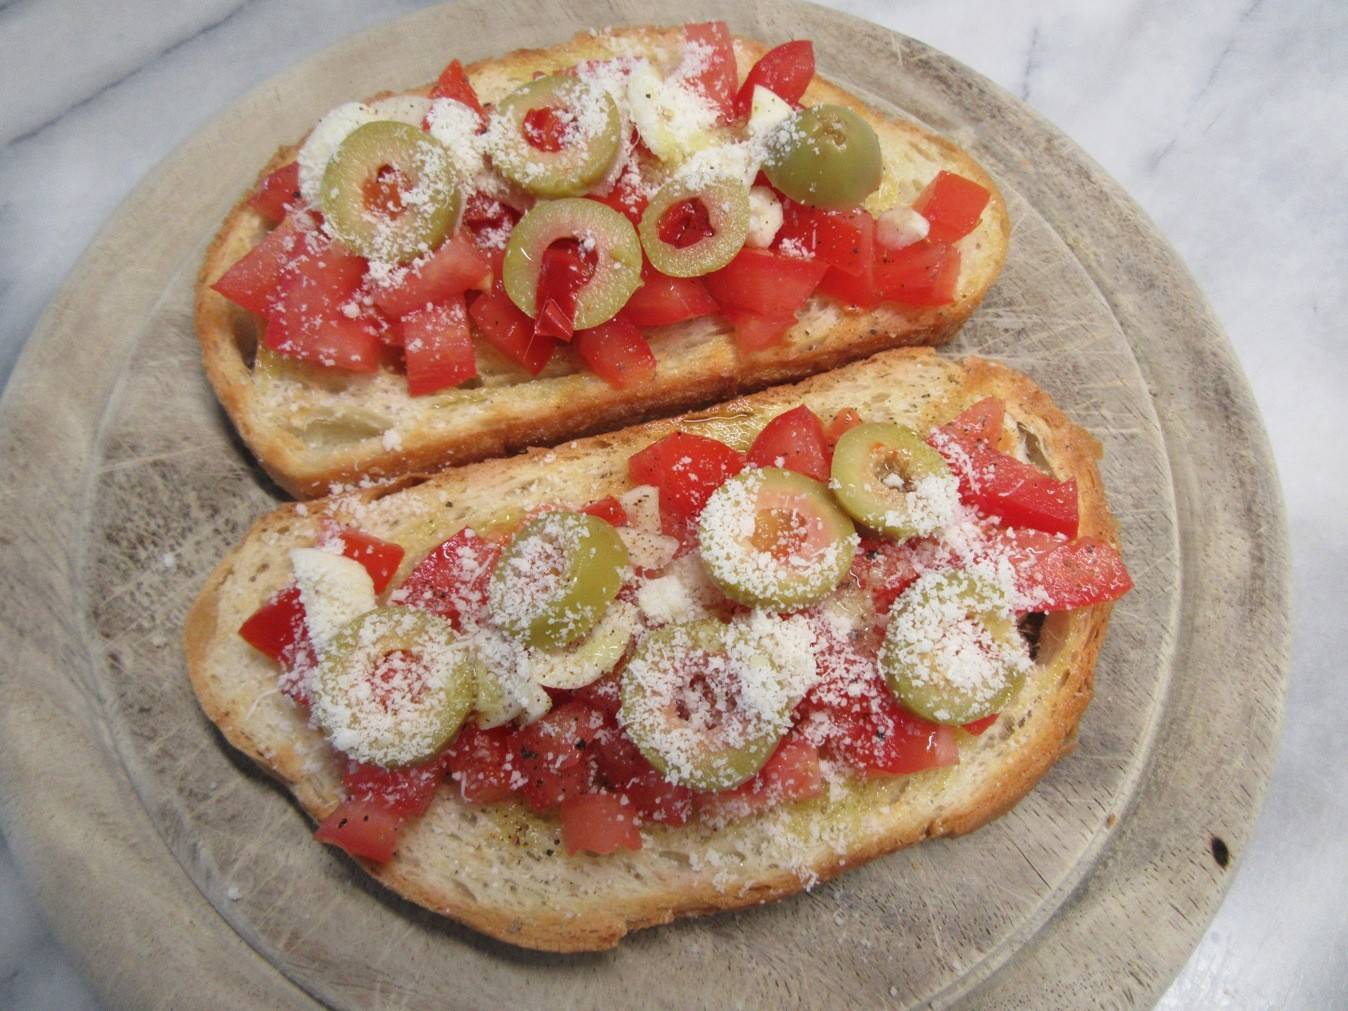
[
  {"left": 428, "top": 58, "right": 486, "bottom": 123},
  {"left": 248, "top": 162, "right": 301, "bottom": 225},
  {"left": 746, "top": 405, "right": 829, "bottom": 481},
  {"left": 560, "top": 793, "right": 643, "bottom": 855},
  {"left": 573, "top": 317, "right": 657, "bottom": 388},
  {"left": 238, "top": 584, "right": 306, "bottom": 664},
  {"left": 581, "top": 496, "right": 628, "bottom": 526},
  {"left": 369, "top": 233, "right": 490, "bottom": 319},
  {"left": 913, "top": 170, "right": 991, "bottom": 244},
  {"left": 776, "top": 203, "right": 875, "bottom": 277},
  {"left": 587, "top": 720, "right": 693, "bottom": 825},
  {"left": 534, "top": 242, "right": 595, "bottom": 340},
  {"left": 722, "top": 309, "right": 797, "bottom": 352},
  {"left": 314, "top": 800, "right": 402, "bottom": 863},
  {"left": 695, "top": 733, "right": 824, "bottom": 821},
  {"left": 939, "top": 398, "right": 1005, "bottom": 447},
  {"left": 210, "top": 218, "right": 308, "bottom": 315},
  {"left": 801, "top": 673, "right": 958, "bottom": 777},
  {"left": 444, "top": 723, "right": 519, "bottom": 803},
  {"left": 591, "top": 168, "right": 649, "bottom": 227},
  {"left": 264, "top": 244, "right": 384, "bottom": 372},
  {"left": 817, "top": 259, "right": 880, "bottom": 309},
  {"left": 394, "top": 529, "right": 501, "bottom": 630},
  {"left": 849, "top": 536, "right": 924, "bottom": 614},
  {"left": 627, "top": 431, "right": 744, "bottom": 533},
  {"left": 962, "top": 714, "right": 999, "bottom": 736},
  {"left": 343, "top": 755, "right": 447, "bottom": 818},
  {"left": 993, "top": 527, "right": 1133, "bottom": 611},
  {"left": 733, "top": 40, "right": 814, "bottom": 118},
  {"left": 468, "top": 284, "right": 557, "bottom": 374},
  {"left": 336, "top": 530, "right": 405, "bottom": 593},
  {"left": 873, "top": 240, "right": 961, "bottom": 307},
  {"left": 705, "top": 247, "right": 829, "bottom": 318},
  {"left": 619, "top": 266, "right": 718, "bottom": 327},
  {"left": 572, "top": 671, "right": 623, "bottom": 719},
  {"left": 682, "top": 21, "right": 738, "bottom": 122},
  {"left": 621, "top": 769, "right": 693, "bottom": 826},
  {"left": 514, "top": 702, "right": 605, "bottom": 811},
  {"left": 400, "top": 297, "right": 477, "bottom": 395},
  {"left": 658, "top": 197, "right": 716, "bottom": 248},
  {"left": 825, "top": 407, "right": 863, "bottom": 446}
]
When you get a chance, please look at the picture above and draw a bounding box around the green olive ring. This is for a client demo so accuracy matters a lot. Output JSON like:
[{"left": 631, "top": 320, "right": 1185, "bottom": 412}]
[
  {"left": 489, "top": 75, "right": 622, "bottom": 197},
  {"left": 321, "top": 121, "right": 462, "bottom": 263},
  {"left": 830, "top": 422, "right": 955, "bottom": 539},
  {"left": 638, "top": 176, "right": 751, "bottom": 277},
  {"left": 763, "top": 104, "right": 883, "bottom": 211}
]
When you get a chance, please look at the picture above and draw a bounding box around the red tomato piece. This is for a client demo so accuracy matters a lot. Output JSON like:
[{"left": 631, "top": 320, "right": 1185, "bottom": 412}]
[
  {"left": 776, "top": 202, "right": 875, "bottom": 277},
  {"left": 534, "top": 242, "right": 595, "bottom": 341},
  {"left": 400, "top": 297, "right": 477, "bottom": 395},
  {"left": 264, "top": 244, "right": 384, "bottom": 372},
  {"left": 705, "top": 247, "right": 829, "bottom": 318},
  {"left": 428, "top": 58, "right": 486, "bottom": 122},
  {"left": 962, "top": 714, "right": 999, "bottom": 736},
  {"left": 824, "top": 407, "right": 863, "bottom": 446},
  {"left": 468, "top": 284, "right": 557, "bottom": 374},
  {"left": 444, "top": 723, "right": 520, "bottom": 804},
  {"left": 248, "top": 162, "right": 301, "bottom": 225},
  {"left": 394, "top": 529, "right": 501, "bottom": 630},
  {"left": 571, "top": 671, "right": 623, "bottom": 720},
  {"left": 313, "top": 800, "right": 402, "bottom": 863},
  {"left": 369, "top": 233, "right": 490, "bottom": 319},
  {"left": 515, "top": 702, "right": 605, "bottom": 811},
  {"left": 658, "top": 197, "right": 716, "bottom": 248},
  {"left": 210, "top": 218, "right": 309, "bottom": 316},
  {"left": 939, "top": 398, "right": 1005, "bottom": 447},
  {"left": 993, "top": 528, "right": 1133, "bottom": 611},
  {"left": 817, "top": 260, "right": 880, "bottom": 309},
  {"left": 733, "top": 40, "right": 814, "bottom": 119},
  {"left": 849, "top": 536, "right": 924, "bottom": 614},
  {"left": 343, "top": 755, "right": 447, "bottom": 818},
  {"left": 695, "top": 733, "right": 824, "bottom": 821},
  {"left": 746, "top": 404, "right": 830, "bottom": 481},
  {"left": 722, "top": 309, "right": 798, "bottom": 352},
  {"left": 573, "top": 317, "right": 657, "bottom": 388},
  {"left": 560, "top": 793, "right": 643, "bottom": 855},
  {"left": 627, "top": 431, "right": 744, "bottom": 531},
  {"left": 618, "top": 267, "right": 718, "bottom": 327},
  {"left": 336, "top": 529, "right": 406, "bottom": 593},
  {"left": 621, "top": 769, "right": 693, "bottom": 826},
  {"left": 522, "top": 106, "right": 568, "bottom": 152},
  {"left": 590, "top": 169, "right": 649, "bottom": 227},
  {"left": 238, "top": 583, "right": 306, "bottom": 664},
  {"left": 873, "top": 240, "right": 961, "bottom": 307},
  {"left": 581, "top": 496, "right": 628, "bottom": 526},
  {"left": 682, "top": 21, "right": 738, "bottom": 122},
  {"left": 913, "top": 170, "right": 991, "bottom": 244}
]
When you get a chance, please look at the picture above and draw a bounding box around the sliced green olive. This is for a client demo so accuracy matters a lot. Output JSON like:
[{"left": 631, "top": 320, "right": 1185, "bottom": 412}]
[
  {"left": 502, "top": 198, "right": 642, "bottom": 327},
  {"left": 619, "top": 619, "right": 788, "bottom": 791},
  {"left": 763, "top": 104, "right": 882, "bottom": 211},
  {"left": 529, "top": 599, "right": 638, "bottom": 690},
  {"left": 831, "top": 422, "right": 955, "bottom": 539},
  {"left": 489, "top": 75, "right": 621, "bottom": 197},
  {"left": 311, "top": 606, "right": 475, "bottom": 766},
  {"left": 638, "top": 176, "right": 750, "bottom": 277},
  {"left": 880, "top": 571, "right": 1029, "bottom": 725},
  {"left": 488, "top": 511, "right": 628, "bottom": 650},
  {"left": 321, "top": 121, "right": 462, "bottom": 263},
  {"left": 698, "top": 468, "right": 856, "bottom": 609},
  {"left": 471, "top": 632, "right": 553, "bottom": 728}
]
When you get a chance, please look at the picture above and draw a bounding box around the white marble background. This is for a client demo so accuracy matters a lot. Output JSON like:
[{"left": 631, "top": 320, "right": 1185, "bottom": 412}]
[{"left": 1, "top": 0, "right": 1343, "bottom": 1007}]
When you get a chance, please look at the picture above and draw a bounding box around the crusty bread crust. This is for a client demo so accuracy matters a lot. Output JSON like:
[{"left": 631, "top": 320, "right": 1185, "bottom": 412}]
[
  {"left": 185, "top": 349, "right": 1118, "bottom": 952},
  {"left": 195, "top": 27, "right": 1010, "bottom": 498}
]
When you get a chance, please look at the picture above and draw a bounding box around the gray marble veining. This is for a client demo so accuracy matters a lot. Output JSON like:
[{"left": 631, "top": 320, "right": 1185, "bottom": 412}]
[{"left": 1, "top": 1, "right": 1343, "bottom": 1008}]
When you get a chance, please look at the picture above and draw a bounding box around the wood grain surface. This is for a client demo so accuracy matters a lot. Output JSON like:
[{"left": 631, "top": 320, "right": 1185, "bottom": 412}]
[{"left": 0, "top": 0, "right": 1288, "bottom": 1008}]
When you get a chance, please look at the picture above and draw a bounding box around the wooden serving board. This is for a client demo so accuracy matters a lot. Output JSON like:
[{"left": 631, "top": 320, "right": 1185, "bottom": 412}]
[{"left": 0, "top": 1, "right": 1289, "bottom": 1007}]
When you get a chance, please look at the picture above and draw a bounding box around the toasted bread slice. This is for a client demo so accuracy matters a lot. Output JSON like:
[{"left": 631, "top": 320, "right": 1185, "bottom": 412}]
[
  {"left": 184, "top": 349, "right": 1118, "bottom": 952},
  {"left": 196, "top": 27, "right": 1010, "bottom": 498}
]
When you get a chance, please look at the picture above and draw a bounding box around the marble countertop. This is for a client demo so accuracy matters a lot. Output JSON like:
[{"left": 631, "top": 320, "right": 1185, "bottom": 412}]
[{"left": 1, "top": 1, "right": 1343, "bottom": 1007}]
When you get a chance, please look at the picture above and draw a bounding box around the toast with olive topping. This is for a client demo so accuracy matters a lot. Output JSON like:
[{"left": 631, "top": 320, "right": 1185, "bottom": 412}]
[
  {"left": 184, "top": 349, "right": 1126, "bottom": 952},
  {"left": 196, "top": 24, "right": 1010, "bottom": 499}
]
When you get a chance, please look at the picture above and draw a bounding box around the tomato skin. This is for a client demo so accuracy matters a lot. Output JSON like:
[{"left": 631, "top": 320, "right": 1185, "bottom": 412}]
[
  {"left": 369, "top": 233, "right": 490, "bottom": 319},
  {"left": 248, "top": 162, "right": 301, "bottom": 224},
  {"left": 705, "top": 247, "right": 829, "bottom": 318},
  {"left": 211, "top": 218, "right": 308, "bottom": 315},
  {"left": 627, "top": 431, "right": 744, "bottom": 533},
  {"left": 962, "top": 714, "right": 999, "bottom": 736},
  {"left": 314, "top": 800, "right": 402, "bottom": 863},
  {"left": 591, "top": 170, "right": 650, "bottom": 227},
  {"left": 238, "top": 584, "right": 306, "bottom": 664},
  {"left": 400, "top": 297, "right": 478, "bottom": 395},
  {"left": 264, "top": 244, "right": 384, "bottom": 372},
  {"left": 695, "top": 733, "right": 823, "bottom": 821},
  {"left": 746, "top": 404, "right": 830, "bottom": 481},
  {"left": 574, "top": 318, "right": 658, "bottom": 388},
  {"left": 682, "top": 21, "right": 738, "bottom": 122},
  {"left": 560, "top": 793, "right": 643, "bottom": 855},
  {"left": 343, "top": 755, "right": 447, "bottom": 818},
  {"left": 428, "top": 58, "right": 485, "bottom": 122},
  {"left": 534, "top": 244, "right": 594, "bottom": 341},
  {"left": 993, "top": 527, "right": 1133, "bottom": 611},
  {"left": 336, "top": 529, "right": 406, "bottom": 594},
  {"left": 733, "top": 40, "right": 814, "bottom": 119},
  {"left": 933, "top": 435, "right": 1079, "bottom": 538},
  {"left": 941, "top": 397, "right": 1005, "bottom": 447},
  {"left": 776, "top": 203, "right": 875, "bottom": 277},
  {"left": 824, "top": 407, "right": 863, "bottom": 446},
  {"left": 873, "top": 240, "right": 961, "bottom": 307},
  {"left": 514, "top": 702, "right": 605, "bottom": 812},
  {"left": 913, "top": 170, "right": 991, "bottom": 244},
  {"left": 468, "top": 284, "right": 557, "bottom": 374},
  {"left": 581, "top": 496, "right": 628, "bottom": 526},
  {"left": 444, "top": 724, "right": 520, "bottom": 804},
  {"left": 618, "top": 267, "right": 718, "bottom": 327},
  {"left": 393, "top": 529, "right": 501, "bottom": 630}
]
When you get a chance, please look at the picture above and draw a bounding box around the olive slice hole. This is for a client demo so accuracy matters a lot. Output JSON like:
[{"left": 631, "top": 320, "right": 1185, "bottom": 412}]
[
  {"left": 370, "top": 648, "right": 428, "bottom": 711},
  {"left": 751, "top": 506, "right": 821, "bottom": 560},
  {"left": 361, "top": 164, "right": 412, "bottom": 217},
  {"left": 522, "top": 106, "right": 569, "bottom": 152},
  {"left": 658, "top": 198, "right": 716, "bottom": 249}
]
